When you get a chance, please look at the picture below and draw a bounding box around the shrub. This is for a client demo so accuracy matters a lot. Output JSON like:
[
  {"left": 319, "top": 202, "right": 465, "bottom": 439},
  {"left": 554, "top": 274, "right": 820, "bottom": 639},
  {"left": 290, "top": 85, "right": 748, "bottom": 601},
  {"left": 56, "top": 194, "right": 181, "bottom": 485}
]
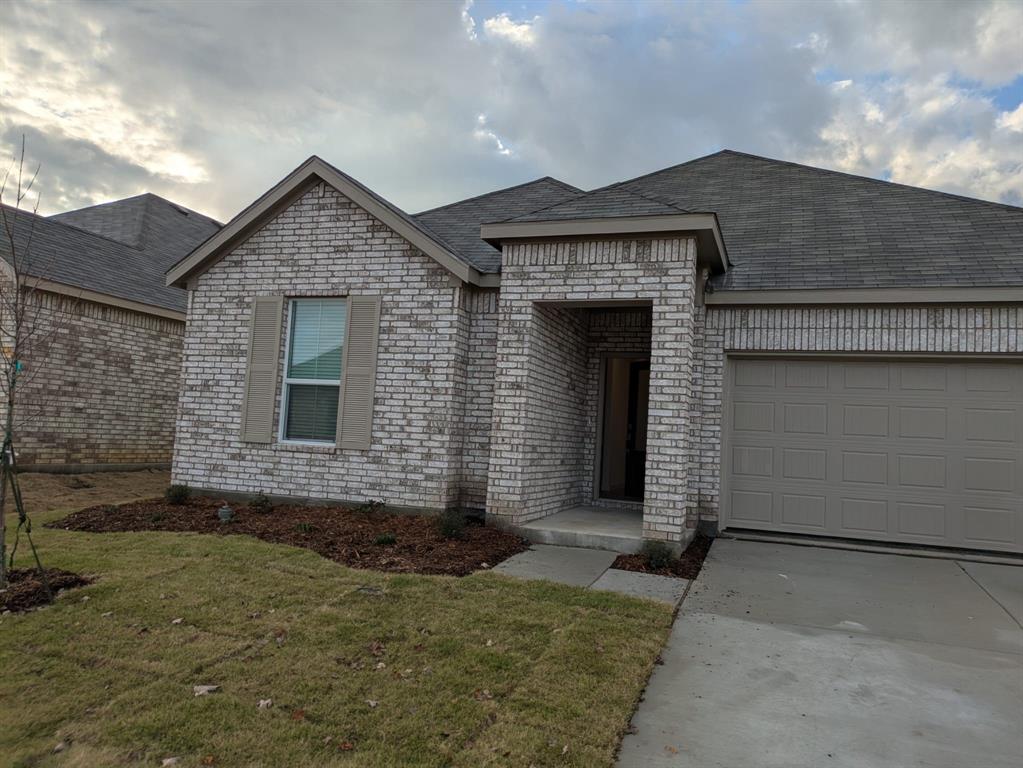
[
  {"left": 249, "top": 493, "right": 273, "bottom": 514},
  {"left": 435, "top": 508, "right": 466, "bottom": 540},
  {"left": 374, "top": 532, "right": 396, "bottom": 546},
  {"left": 165, "top": 484, "right": 190, "bottom": 505},
  {"left": 295, "top": 522, "right": 315, "bottom": 534},
  {"left": 640, "top": 540, "right": 676, "bottom": 571},
  {"left": 358, "top": 499, "right": 385, "bottom": 515}
]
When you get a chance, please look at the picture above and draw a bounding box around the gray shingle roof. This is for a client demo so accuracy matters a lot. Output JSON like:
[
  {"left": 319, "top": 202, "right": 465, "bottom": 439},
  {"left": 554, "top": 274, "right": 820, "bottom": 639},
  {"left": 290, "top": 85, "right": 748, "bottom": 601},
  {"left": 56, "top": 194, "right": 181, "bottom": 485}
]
[
  {"left": 611, "top": 150, "right": 1023, "bottom": 290},
  {"left": 507, "top": 185, "right": 688, "bottom": 222},
  {"left": 414, "top": 177, "right": 583, "bottom": 273},
  {"left": 53, "top": 193, "right": 221, "bottom": 269},
  {"left": 0, "top": 195, "right": 220, "bottom": 313}
]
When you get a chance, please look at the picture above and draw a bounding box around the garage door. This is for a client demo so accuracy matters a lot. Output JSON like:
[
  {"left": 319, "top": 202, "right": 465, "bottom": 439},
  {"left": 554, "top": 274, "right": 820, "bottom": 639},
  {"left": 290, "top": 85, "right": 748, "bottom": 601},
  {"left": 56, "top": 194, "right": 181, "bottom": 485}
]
[{"left": 723, "top": 358, "right": 1023, "bottom": 553}]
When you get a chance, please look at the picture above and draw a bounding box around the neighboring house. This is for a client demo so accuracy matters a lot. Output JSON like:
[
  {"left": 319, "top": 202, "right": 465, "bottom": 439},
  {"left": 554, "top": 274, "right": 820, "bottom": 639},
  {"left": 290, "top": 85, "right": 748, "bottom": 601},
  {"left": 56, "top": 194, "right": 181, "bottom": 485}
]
[
  {"left": 166, "top": 151, "right": 1023, "bottom": 554},
  {"left": 0, "top": 194, "right": 220, "bottom": 470}
]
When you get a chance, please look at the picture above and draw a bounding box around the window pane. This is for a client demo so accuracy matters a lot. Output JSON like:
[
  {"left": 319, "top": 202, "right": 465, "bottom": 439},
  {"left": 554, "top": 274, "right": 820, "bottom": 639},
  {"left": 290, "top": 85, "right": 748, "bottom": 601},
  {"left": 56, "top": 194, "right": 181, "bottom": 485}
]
[
  {"left": 284, "top": 384, "right": 339, "bottom": 442},
  {"left": 288, "top": 299, "right": 346, "bottom": 380}
]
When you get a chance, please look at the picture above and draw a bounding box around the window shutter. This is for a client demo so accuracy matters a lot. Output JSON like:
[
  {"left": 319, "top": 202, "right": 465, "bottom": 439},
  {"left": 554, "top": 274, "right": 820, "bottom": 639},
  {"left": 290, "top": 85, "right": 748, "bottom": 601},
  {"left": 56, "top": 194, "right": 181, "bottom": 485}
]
[
  {"left": 337, "top": 295, "right": 381, "bottom": 450},
  {"left": 239, "top": 295, "right": 284, "bottom": 442}
]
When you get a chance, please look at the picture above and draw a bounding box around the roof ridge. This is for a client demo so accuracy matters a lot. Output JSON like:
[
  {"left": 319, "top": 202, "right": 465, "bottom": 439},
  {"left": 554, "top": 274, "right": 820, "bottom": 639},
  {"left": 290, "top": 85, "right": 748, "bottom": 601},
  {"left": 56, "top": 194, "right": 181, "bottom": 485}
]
[
  {"left": 710, "top": 149, "right": 1023, "bottom": 212},
  {"left": 503, "top": 182, "right": 689, "bottom": 223},
  {"left": 414, "top": 176, "right": 583, "bottom": 216}
]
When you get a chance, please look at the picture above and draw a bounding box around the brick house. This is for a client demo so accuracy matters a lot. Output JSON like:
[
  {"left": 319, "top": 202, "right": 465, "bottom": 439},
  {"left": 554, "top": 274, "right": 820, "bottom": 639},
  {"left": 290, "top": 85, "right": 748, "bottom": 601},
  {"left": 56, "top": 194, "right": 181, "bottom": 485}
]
[
  {"left": 0, "top": 194, "right": 219, "bottom": 470},
  {"left": 166, "top": 151, "right": 1023, "bottom": 554}
]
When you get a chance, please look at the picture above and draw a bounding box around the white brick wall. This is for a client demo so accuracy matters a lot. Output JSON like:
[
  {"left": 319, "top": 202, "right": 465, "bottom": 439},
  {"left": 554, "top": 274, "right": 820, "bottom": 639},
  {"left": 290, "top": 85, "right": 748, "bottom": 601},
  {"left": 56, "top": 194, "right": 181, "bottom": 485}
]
[
  {"left": 487, "top": 237, "right": 698, "bottom": 542},
  {"left": 172, "top": 184, "right": 470, "bottom": 509}
]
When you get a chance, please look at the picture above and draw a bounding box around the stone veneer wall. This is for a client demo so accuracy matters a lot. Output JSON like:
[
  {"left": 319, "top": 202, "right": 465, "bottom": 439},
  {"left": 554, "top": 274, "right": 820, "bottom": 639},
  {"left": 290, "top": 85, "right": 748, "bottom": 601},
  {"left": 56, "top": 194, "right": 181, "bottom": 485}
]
[
  {"left": 691, "top": 304, "right": 1023, "bottom": 526},
  {"left": 172, "top": 183, "right": 468, "bottom": 509},
  {"left": 487, "top": 237, "right": 698, "bottom": 542},
  {"left": 15, "top": 290, "right": 184, "bottom": 468}
]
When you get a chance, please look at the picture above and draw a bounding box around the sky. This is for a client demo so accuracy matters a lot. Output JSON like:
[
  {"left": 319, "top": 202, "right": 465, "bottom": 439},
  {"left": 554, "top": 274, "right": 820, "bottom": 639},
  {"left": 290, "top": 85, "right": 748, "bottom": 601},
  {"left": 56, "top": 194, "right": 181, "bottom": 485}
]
[{"left": 1, "top": 0, "right": 1021, "bottom": 222}]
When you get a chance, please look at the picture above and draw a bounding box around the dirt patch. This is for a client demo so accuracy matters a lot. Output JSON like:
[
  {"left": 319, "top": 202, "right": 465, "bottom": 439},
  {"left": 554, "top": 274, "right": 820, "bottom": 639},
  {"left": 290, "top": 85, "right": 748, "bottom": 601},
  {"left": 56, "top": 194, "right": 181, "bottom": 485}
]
[
  {"left": 1, "top": 568, "right": 92, "bottom": 613},
  {"left": 612, "top": 533, "right": 713, "bottom": 580},
  {"left": 49, "top": 497, "right": 529, "bottom": 577},
  {"left": 14, "top": 469, "right": 170, "bottom": 517}
]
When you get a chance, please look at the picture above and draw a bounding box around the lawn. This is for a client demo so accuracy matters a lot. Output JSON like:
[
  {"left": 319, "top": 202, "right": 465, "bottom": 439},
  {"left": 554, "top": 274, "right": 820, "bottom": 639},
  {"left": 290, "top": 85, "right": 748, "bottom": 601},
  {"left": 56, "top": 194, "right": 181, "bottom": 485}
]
[{"left": 1, "top": 473, "right": 674, "bottom": 767}]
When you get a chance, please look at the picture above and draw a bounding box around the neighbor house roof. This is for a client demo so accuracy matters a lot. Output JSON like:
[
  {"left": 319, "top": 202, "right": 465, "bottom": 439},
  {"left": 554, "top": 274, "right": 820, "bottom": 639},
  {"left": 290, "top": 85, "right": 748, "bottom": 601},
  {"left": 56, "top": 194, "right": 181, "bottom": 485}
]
[
  {"left": 52, "top": 193, "right": 221, "bottom": 268},
  {"left": 609, "top": 150, "right": 1023, "bottom": 291},
  {"left": 413, "top": 177, "right": 583, "bottom": 273},
  {"left": 0, "top": 194, "right": 220, "bottom": 317}
]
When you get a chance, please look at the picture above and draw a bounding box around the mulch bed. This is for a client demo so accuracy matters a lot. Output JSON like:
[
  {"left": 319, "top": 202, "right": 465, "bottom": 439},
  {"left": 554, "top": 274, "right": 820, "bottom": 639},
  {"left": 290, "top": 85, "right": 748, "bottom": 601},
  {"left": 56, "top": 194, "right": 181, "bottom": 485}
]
[
  {"left": 49, "top": 497, "right": 529, "bottom": 577},
  {"left": 1, "top": 568, "right": 92, "bottom": 613},
  {"left": 612, "top": 533, "right": 714, "bottom": 580}
]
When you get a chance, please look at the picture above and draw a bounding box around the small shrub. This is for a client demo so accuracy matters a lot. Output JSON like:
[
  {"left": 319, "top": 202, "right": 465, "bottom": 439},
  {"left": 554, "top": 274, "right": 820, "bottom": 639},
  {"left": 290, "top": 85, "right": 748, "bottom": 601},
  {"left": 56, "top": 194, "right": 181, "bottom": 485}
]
[
  {"left": 295, "top": 522, "right": 315, "bottom": 534},
  {"left": 148, "top": 512, "right": 166, "bottom": 524},
  {"left": 249, "top": 493, "right": 273, "bottom": 514},
  {"left": 358, "top": 499, "right": 386, "bottom": 515},
  {"left": 165, "top": 484, "right": 190, "bottom": 505},
  {"left": 435, "top": 509, "right": 466, "bottom": 540},
  {"left": 374, "top": 532, "right": 396, "bottom": 546},
  {"left": 640, "top": 540, "right": 676, "bottom": 571}
]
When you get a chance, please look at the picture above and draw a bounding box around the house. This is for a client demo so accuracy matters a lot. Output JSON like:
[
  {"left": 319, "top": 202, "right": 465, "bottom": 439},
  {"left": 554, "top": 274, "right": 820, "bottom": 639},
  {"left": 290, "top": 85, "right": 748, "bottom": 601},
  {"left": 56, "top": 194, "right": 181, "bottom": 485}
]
[
  {"left": 0, "top": 194, "right": 219, "bottom": 470},
  {"left": 166, "top": 151, "right": 1023, "bottom": 555}
]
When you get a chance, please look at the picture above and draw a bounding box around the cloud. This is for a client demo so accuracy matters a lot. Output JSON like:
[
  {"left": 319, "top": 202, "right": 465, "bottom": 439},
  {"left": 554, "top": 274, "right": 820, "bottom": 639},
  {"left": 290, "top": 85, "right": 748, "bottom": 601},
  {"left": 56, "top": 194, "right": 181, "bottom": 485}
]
[
  {"left": 0, "top": 0, "right": 1019, "bottom": 222},
  {"left": 483, "top": 13, "right": 538, "bottom": 47}
]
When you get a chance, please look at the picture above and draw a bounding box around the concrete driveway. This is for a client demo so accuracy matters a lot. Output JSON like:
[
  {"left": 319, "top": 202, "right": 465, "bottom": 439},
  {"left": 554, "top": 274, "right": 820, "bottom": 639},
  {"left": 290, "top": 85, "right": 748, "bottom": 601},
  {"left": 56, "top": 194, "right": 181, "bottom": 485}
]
[{"left": 617, "top": 539, "right": 1023, "bottom": 768}]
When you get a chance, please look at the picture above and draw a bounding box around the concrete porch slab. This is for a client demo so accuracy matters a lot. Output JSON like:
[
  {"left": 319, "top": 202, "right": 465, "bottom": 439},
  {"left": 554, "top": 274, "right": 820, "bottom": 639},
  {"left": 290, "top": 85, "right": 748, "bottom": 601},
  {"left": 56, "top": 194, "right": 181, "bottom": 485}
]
[
  {"left": 591, "top": 569, "right": 690, "bottom": 606},
  {"left": 518, "top": 505, "right": 644, "bottom": 553},
  {"left": 491, "top": 544, "right": 617, "bottom": 587}
]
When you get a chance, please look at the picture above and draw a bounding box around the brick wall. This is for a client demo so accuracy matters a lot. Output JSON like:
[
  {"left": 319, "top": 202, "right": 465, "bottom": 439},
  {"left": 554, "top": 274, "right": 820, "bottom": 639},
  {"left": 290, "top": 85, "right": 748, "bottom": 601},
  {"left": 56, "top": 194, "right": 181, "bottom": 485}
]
[
  {"left": 172, "top": 183, "right": 469, "bottom": 509},
  {"left": 692, "top": 304, "right": 1023, "bottom": 524},
  {"left": 15, "top": 290, "right": 183, "bottom": 468},
  {"left": 460, "top": 287, "right": 499, "bottom": 512},
  {"left": 487, "top": 237, "right": 698, "bottom": 541}
]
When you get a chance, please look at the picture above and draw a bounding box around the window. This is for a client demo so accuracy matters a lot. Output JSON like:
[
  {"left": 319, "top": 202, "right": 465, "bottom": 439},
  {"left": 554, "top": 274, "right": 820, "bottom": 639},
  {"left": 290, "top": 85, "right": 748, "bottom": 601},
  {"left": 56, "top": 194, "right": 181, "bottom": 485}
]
[{"left": 280, "top": 298, "right": 347, "bottom": 443}]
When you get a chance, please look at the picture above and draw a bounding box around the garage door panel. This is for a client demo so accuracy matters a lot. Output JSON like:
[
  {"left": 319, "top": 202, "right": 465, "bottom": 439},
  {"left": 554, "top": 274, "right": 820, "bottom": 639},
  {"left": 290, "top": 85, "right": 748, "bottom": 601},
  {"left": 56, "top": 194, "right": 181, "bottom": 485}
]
[{"left": 724, "top": 358, "right": 1023, "bottom": 554}]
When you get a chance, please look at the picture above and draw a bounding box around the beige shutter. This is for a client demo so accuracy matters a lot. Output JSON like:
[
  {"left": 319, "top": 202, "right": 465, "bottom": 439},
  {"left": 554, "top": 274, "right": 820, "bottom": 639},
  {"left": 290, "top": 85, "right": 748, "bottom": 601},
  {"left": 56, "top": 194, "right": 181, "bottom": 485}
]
[
  {"left": 239, "top": 295, "right": 284, "bottom": 442},
  {"left": 337, "top": 295, "right": 382, "bottom": 450}
]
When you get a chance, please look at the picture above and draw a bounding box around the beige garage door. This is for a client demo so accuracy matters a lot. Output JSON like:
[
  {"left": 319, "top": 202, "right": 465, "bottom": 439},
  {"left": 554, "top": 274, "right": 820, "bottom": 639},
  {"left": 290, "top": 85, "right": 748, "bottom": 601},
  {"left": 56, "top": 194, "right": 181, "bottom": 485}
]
[{"left": 723, "top": 358, "right": 1023, "bottom": 553}]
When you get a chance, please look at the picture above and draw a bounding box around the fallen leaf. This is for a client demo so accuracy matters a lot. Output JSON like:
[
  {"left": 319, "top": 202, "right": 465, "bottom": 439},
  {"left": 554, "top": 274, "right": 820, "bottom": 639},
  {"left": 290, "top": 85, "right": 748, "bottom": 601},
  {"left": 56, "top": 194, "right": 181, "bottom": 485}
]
[
  {"left": 193, "top": 685, "right": 220, "bottom": 697},
  {"left": 201, "top": 756, "right": 216, "bottom": 765},
  {"left": 473, "top": 689, "right": 493, "bottom": 701},
  {"left": 339, "top": 741, "right": 355, "bottom": 751},
  {"left": 375, "top": 662, "right": 386, "bottom": 670},
  {"left": 366, "top": 699, "right": 379, "bottom": 708},
  {"left": 101, "top": 611, "right": 113, "bottom": 617},
  {"left": 258, "top": 699, "right": 273, "bottom": 709},
  {"left": 291, "top": 708, "right": 306, "bottom": 721},
  {"left": 171, "top": 618, "right": 183, "bottom": 625},
  {"left": 485, "top": 639, "right": 494, "bottom": 647},
  {"left": 53, "top": 740, "right": 69, "bottom": 753},
  {"left": 368, "top": 640, "right": 386, "bottom": 657},
  {"left": 161, "top": 759, "right": 180, "bottom": 767}
]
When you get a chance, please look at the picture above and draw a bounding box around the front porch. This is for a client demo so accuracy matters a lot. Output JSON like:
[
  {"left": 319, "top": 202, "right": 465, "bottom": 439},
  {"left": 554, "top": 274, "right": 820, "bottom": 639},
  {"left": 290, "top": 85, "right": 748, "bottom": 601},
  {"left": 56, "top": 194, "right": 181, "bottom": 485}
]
[{"left": 516, "top": 505, "right": 644, "bottom": 553}]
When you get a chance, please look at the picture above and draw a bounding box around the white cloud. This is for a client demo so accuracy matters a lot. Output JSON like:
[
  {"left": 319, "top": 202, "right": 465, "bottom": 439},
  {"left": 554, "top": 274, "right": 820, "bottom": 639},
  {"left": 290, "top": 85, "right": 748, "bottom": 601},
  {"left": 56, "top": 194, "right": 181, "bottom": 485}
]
[
  {"left": 483, "top": 13, "right": 538, "bottom": 47},
  {"left": 473, "top": 114, "right": 513, "bottom": 156},
  {"left": 0, "top": 0, "right": 1019, "bottom": 219}
]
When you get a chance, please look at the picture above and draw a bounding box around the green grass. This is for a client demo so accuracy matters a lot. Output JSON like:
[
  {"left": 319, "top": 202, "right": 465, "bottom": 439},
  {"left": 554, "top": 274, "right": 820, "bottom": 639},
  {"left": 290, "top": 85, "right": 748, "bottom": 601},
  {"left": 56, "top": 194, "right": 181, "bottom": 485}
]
[{"left": 1, "top": 507, "right": 673, "bottom": 767}]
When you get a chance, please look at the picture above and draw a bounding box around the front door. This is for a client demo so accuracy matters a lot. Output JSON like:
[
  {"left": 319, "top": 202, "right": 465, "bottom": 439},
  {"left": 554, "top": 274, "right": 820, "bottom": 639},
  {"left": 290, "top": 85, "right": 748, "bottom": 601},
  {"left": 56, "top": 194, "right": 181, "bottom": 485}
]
[{"left": 600, "top": 357, "right": 650, "bottom": 501}]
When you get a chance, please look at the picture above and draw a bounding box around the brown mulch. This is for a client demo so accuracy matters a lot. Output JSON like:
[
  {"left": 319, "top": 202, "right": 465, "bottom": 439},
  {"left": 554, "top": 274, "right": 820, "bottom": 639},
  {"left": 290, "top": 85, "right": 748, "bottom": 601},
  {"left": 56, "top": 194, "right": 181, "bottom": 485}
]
[
  {"left": 612, "top": 533, "right": 714, "bottom": 580},
  {"left": 1, "top": 568, "right": 92, "bottom": 613},
  {"left": 48, "top": 497, "right": 529, "bottom": 577}
]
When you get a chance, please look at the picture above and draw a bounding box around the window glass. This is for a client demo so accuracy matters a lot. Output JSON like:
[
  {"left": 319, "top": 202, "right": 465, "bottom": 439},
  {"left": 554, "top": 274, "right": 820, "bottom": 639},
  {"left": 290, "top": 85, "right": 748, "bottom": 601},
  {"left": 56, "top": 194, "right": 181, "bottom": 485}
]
[{"left": 282, "top": 299, "right": 346, "bottom": 442}]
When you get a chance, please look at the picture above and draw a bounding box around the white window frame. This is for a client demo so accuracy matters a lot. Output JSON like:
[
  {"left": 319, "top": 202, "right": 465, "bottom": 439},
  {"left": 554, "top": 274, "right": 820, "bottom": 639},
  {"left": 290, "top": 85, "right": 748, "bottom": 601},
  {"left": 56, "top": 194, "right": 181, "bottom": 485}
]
[{"left": 278, "top": 298, "right": 346, "bottom": 446}]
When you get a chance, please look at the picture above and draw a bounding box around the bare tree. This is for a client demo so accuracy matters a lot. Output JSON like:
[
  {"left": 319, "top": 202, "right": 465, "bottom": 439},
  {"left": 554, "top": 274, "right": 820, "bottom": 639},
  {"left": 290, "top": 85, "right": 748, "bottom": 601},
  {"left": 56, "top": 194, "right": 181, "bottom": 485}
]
[{"left": 0, "top": 137, "right": 72, "bottom": 593}]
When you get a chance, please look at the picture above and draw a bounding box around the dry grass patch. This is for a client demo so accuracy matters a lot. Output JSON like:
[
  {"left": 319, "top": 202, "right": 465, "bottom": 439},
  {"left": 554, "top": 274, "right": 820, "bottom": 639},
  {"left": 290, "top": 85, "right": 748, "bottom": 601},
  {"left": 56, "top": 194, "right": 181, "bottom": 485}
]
[{"left": 1, "top": 472, "right": 673, "bottom": 767}]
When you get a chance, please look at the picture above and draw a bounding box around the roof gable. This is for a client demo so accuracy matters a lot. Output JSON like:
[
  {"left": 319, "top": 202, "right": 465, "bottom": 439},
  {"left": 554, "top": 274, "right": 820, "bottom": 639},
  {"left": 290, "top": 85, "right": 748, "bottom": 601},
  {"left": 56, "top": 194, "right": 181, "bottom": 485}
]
[{"left": 167, "top": 156, "right": 484, "bottom": 288}]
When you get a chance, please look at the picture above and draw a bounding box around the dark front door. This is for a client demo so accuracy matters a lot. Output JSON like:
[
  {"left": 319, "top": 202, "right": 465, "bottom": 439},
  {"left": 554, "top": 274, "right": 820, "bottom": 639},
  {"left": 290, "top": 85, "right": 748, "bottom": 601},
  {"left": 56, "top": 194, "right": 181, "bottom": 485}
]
[{"left": 600, "top": 357, "right": 650, "bottom": 501}]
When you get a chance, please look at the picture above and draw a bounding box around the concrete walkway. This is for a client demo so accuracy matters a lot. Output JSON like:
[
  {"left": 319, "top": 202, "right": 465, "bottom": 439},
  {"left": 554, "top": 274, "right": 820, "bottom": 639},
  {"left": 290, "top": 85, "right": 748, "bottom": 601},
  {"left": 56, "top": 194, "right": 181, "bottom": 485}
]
[
  {"left": 492, "top": 544, "right": 690, "bottom": 606},
  {"left": 617, "top": 539, "right": 1023, "bottom": 768}
]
